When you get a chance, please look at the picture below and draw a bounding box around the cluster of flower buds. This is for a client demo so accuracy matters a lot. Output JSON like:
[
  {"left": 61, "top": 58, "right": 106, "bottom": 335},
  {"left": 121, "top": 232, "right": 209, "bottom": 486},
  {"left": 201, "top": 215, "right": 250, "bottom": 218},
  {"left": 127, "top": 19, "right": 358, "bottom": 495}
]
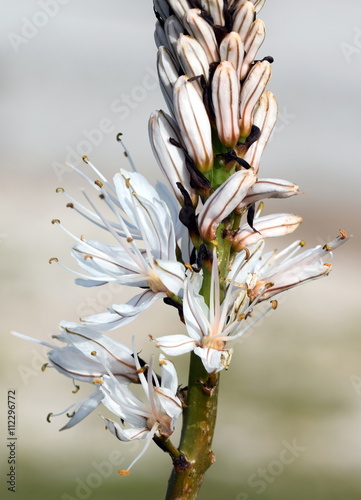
[{"left": 150, "top": 0, "right": 302, "bottom": 250}]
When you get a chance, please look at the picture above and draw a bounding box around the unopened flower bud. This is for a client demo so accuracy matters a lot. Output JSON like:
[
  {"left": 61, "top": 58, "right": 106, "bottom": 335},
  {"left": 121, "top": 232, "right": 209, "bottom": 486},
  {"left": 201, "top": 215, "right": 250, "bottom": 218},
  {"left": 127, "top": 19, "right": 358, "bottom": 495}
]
[
  {"left": 149, "top": 110, "right": 198, "bottom": 206},
  {"left": 232, "top": 1, "right": 255, "bottom": 43},
  {"left": 231, "top": 0, "right": 266, "bottom": 15},
  {"left": 157, "top": 46, "right": 180, "bottom": 114},
  {"left": 252, "top": 0, "right": 266, "bottom": 13},
  {"left": 219, "top": 32, "right": 244, "bottom": 80},
  {"left": 173, "top": 75, "right": 213, "bottom": 172},
  {"left": 185, "top": 9, "right": 220, "bottom": 64},
  {"left": 239, "top": 60, "right": 272, "bottom": 139},
  {"left": 243, "top": 91, "right": 278, "bottom": 173},
  {"left": 231, "top": 213, "right": 302, "bottom": 250},
  {"left": 198, "top": 169, "right": 256, "bottom": 241},
  {"left": 203, "top": 0, "right": 225, "bottom": 26},
  {"left": 240, "top": 20, "right": 266, "bottom": 80},
  {"left": 167, "top": 0, "right": 190, "bottom": 21},
  {"left": 212, "top": 61, "right": 240, "bottom": 148},
  {"left": 164, "top": 15, "right": 185, "bottom": 60},
  {"left": 236, "top": 178, "right": 299, "bottom": 210},
  {"left": 154, "top": 0, "right": 171, "bottom": 21},
  {"left": 154, "top": 21, "right": 170, "bottom": 50},
  {"left": 177, "top": 34, "right": 210, "bottom": 83}
]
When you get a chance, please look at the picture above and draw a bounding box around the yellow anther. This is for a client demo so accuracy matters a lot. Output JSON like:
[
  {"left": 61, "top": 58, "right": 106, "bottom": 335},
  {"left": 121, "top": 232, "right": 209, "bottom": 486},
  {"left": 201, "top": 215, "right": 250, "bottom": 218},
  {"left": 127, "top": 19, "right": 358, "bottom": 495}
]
[
  {"left": 41, "top": 363, "right": 48, "bottom": 372},
  {"left": 127, "top": 237, "right": 134, "bottom": 243},
  {"left": 237, "top": 314, "right": 246, "bottom": 322},
  {"left": 324, "top": 263, "right": 332, "bottom": 268},
  {"left": 93, "top": 378, "right": 103, "bottom": 385},
  {"left": 49, "top": 257, "right": 58, "bottom": 264},
  {"left": 271, "top": 300, "right": 278, "bottom": 310},
  {"left": 82, "top": 155, "right": 89, "bottom": 164},
  {"left": 300, "top": 240, "right": 306, "bottom": 247},
  {"left": 339, "top": 229, "right": 347, "bottom": 239},
  {"left": 51, "top": 219, "right": 60, "bottom": 225},
  {"left": 84, "top": 254, "right": 93, "bottom": 260},
  {"left": 56, "top": 187, "right": 64, "bottom": 193},
  {"left": 118, "top": 470, "right": 131, "bottom": 476},
  {"left": 125, "top": 178, "right": 131, "bottom": 188},
  {"left": 66, "top": 203, "right": 74, "bottom": 209},
  {"left": 137, "top": 366, "right": 147, "bottom": 374},
  {"left": 323, "top": 244, "right": 332, "bottom": 251},
  {"left": 184, "top": 263, "right": 193, "bottom": 271},
  {"left": 91, "top": 351, "right": 97, "bottom": 356},
  {"left": 210, "top": 240, "right": 218, "bottom": 247},
  {"left": 94, "top": 180, "right": 103, "bottom": 188},
  {"left": 159, "top": 359, "right": 167, "bottom": 366}
]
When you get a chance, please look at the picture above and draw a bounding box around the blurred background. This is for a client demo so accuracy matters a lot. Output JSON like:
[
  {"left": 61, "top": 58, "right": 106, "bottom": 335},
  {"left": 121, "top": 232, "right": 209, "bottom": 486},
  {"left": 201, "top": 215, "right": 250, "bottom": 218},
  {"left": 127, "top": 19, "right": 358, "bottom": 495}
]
[{"left": 1, "top": 0, "right": 360, "bottom": 499}]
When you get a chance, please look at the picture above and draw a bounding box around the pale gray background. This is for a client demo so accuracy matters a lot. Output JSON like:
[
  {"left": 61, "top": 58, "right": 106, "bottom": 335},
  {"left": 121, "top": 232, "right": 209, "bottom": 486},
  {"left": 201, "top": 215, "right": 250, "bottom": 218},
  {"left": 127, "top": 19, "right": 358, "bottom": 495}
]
[{"left": 1, "top": 1, "right": 360, "bottom": 499}]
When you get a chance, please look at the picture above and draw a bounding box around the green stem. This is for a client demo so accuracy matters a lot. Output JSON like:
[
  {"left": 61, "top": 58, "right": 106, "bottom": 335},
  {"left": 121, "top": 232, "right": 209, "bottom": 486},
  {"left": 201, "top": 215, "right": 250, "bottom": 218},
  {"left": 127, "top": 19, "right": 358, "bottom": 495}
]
[{"left": 165, "top": 353, "right": 220, "bottom": 500}]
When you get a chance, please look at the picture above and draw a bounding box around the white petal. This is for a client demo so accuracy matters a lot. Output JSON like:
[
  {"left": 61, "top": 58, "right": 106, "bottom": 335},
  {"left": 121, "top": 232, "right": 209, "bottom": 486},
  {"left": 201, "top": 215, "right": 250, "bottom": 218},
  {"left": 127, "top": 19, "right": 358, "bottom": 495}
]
[
  {"left": 193, "top": 346, "right": 231, "bottom": 374},
  {"left": 159, "top": 354, "right": 179, "bottom": 394},
  {"left": 183, "top": 272, "right": 210, "bottom": 340},
  {"left": 154, "top": 334, "right": 198, "bottom": 356},
  {"left": 103, "top": 418, "right": 149, "bottom": 442},
  {"left": 82, "top": 291, "right": 163, "bottom": 330},
  {"left": 60, "top": 389, "right": 103, "bottom": 431},
  {"left": 155, "top": 387, "right": 183, "bottom": 420},
  {"left": 153, "top": 259, "right": 185, "bottom": 295}
]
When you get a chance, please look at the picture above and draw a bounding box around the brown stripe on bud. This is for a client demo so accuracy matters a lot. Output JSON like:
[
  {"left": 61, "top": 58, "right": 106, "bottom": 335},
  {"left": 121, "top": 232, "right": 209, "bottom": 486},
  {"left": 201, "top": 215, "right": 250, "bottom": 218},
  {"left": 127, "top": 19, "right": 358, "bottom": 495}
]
[
  {"left": 219, "top": 32, "right": 244, "bottom": 80},
  {"left": 212, "top": 61, "right": 241, "bottom": 148},
  {"left": 177, "top": 34, "right": 210, "bottom": 84},
  {"left": 230, "top": 213, "right": 302, "bottom": 251},
  {"left": 243, "top": 91, "right": 278, "bottom": 173},
  {"left": 149, "top": 110, "right": 198, "bottom": 206},
  {"left": 240, "top": 19, "right": 266, "bottom": 80},
  {"left": 184, "top": 8, "right": 220, "bottom": 64},
  {"left": 232, "top": 1, "right": 255, "bottom": 43},
  {"left": 198, "top": 169, "right": 256, "bottom": 241},
  {"left": 239, "top": 60, "right": 272, "bottom": 139},
  {"left": 173, "top": 75, "right": 214, "bottom": 172}
]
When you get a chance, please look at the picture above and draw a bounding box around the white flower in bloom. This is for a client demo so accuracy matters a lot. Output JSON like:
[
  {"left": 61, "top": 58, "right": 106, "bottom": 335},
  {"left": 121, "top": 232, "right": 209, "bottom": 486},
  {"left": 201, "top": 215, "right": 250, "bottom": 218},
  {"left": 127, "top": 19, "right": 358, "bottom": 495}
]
[
  {"left": 240, "top": 231, "right": 349, "bottom": 301},
  {"left": 152, "top": 250, "right": 276, "bottom": 374},
  {"left": 153, "top": 231, "right": 348, "bottom": 373},
  {"left": 99, "top": 345, "right": 182, "bottom": 475},
  {"left": 54, "top": 164, "right": 186, "bottom": 331},
  {"left": 12, "top": 322, "right": 138, "bottom": 429}
]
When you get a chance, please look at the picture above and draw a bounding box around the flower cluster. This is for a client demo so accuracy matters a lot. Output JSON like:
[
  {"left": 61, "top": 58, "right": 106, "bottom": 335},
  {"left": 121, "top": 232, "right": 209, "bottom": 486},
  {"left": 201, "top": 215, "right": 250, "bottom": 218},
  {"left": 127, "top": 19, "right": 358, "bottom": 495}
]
[{"left": 13, "top": 0, "right": 348, "bottom": 477}]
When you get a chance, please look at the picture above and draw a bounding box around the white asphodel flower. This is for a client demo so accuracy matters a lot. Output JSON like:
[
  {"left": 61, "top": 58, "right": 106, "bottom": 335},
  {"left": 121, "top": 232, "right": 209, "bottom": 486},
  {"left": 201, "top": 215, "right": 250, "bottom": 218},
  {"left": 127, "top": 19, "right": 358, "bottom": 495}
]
[
  {"left": 12, "top": 322, "right": 138, "bottom": 430},
  {"left": 152, "top": 250, "right": 277, "bottom": 374},
  {"left": 242, "top": 230, "right": 349, "bottom": 301},
  {"left": 99, "top": 343, "right": 182, "bottom": 476},
  {"left": 53, "top": 163, "right": 186, "bottom": 330}
]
